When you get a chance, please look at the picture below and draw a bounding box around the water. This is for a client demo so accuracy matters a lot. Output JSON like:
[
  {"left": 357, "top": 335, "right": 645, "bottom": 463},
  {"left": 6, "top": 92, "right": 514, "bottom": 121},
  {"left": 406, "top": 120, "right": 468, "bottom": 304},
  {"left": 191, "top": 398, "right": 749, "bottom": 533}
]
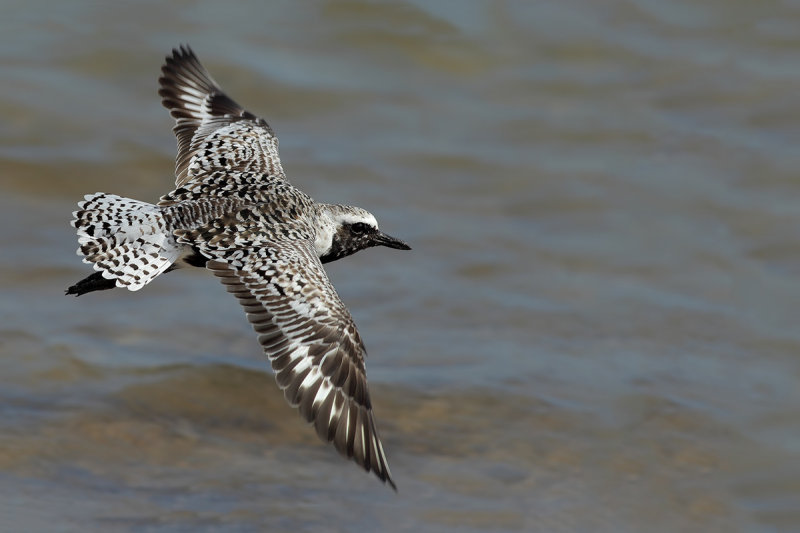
[{"left": 2, "top": 1, "right": 800, "bottom": 531}]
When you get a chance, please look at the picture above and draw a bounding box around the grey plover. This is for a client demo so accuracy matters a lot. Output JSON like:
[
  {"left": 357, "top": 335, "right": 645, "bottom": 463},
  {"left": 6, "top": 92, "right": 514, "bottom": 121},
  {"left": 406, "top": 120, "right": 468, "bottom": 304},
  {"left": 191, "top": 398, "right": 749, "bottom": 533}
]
[{"left": 67, "top": 46, "right": 410, "bottom": 489}]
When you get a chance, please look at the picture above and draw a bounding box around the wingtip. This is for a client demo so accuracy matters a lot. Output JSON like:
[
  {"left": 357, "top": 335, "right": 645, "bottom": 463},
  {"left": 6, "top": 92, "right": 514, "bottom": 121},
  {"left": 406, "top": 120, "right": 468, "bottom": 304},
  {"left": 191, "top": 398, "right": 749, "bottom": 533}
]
[
  {"left": 167, "top": 43, "right": 195, "bottom": 61},
  {"left": 161, "top": 44, "right": 199, "bottom": 80},
  {"left": 371, "top": 430, "right": 397, "bottom": 491},
  {"left": 384, "top": 472, "right": 398, "bottom": 492}
]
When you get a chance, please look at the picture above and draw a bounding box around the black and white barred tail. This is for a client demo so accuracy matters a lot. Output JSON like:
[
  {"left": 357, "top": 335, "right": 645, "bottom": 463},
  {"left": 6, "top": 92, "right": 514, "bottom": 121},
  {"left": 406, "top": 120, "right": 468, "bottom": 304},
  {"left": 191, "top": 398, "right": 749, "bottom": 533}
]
[{"left": 70, "top": 193, "right": 182, "bottom": 292}]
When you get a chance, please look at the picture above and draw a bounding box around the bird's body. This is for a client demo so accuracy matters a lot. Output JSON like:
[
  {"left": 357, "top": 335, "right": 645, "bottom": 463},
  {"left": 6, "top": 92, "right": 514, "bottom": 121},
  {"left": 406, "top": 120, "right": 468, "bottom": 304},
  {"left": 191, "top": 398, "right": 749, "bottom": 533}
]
[{"left": 67, "top": 46, "right": 409, "bottom": 489}]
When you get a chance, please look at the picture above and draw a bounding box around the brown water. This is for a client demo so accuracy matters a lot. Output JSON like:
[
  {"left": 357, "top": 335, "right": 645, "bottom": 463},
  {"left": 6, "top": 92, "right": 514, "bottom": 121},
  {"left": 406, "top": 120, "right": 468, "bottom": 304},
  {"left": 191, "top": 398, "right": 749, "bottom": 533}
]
[{"left": 2, "top": 1, "right": 800, "bottom": 531}]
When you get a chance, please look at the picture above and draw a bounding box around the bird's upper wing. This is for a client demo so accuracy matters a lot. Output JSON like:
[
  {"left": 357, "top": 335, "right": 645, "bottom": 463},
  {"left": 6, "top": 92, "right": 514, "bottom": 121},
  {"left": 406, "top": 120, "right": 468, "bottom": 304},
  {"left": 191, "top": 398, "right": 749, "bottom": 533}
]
[
  {"left": 158, "top": 45, "right": 285, "bottom": 187},
  {"left": 182, "top": 227, "right": 395, "bottom": 488}
]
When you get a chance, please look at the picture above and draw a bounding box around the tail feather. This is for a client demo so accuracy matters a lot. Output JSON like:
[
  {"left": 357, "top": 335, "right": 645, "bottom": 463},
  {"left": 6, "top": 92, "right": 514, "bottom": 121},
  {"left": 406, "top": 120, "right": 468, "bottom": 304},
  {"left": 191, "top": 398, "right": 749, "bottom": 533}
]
[{"left": 72, "top": 193, "right": 181, "bottom": 291}]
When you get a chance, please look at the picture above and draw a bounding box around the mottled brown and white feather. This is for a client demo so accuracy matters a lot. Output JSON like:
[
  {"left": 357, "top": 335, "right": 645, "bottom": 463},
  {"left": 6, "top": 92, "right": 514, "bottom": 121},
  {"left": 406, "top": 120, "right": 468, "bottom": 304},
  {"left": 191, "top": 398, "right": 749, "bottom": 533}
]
[
  {"left": 197, "top": 241, "right": 395, "bottom": 489},
  {"left": 158, "top": 45, "right": 285, "bottom": 188},
  {"left": 71, "top": 193, "right": 182, "bottom": 291}
]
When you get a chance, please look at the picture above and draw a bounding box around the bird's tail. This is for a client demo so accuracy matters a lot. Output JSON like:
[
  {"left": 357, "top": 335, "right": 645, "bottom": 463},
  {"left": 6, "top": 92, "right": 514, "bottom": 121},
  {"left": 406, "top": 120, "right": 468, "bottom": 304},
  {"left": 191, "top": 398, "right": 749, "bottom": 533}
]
[{"left": 70, "top": 193, "right": 181, "bottom": 292}]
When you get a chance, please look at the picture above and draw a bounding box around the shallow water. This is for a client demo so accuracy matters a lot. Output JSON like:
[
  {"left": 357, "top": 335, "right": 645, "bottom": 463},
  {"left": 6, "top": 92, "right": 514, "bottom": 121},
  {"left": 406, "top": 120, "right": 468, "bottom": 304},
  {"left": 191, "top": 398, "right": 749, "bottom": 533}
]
[{"left": 2, "top": 1, "right": 800, "bottom": 531}]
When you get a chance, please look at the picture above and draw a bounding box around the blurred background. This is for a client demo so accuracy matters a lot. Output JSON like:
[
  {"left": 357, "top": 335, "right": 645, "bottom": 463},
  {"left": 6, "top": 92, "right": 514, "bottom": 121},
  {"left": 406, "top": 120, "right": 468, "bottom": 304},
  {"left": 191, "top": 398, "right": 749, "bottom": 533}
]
[{"left": 2, "top": 1, "right": 800, "bottom": 531}]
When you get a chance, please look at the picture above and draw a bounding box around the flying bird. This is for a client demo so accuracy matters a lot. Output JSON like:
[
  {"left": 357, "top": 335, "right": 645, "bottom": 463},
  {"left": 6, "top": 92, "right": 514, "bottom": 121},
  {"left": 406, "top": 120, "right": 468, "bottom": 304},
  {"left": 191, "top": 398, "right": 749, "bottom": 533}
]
[{"left": 67, "top": 45, "right": 410, "bottom": 490}]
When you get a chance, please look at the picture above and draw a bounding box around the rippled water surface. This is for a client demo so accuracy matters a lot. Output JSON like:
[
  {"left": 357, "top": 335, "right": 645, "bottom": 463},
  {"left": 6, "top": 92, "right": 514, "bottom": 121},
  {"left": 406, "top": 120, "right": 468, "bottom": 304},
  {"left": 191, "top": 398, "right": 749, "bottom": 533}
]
[{"left": 2, "top": 1, "right": 800, "bottom": 531}]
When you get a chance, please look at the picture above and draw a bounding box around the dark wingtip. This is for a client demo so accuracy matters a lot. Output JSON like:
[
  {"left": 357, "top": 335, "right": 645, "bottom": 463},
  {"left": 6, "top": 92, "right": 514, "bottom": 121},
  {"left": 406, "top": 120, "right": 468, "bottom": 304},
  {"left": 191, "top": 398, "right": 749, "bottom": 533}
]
[{"left": 167, "top": 43, "right": 195, "bottom": 61}]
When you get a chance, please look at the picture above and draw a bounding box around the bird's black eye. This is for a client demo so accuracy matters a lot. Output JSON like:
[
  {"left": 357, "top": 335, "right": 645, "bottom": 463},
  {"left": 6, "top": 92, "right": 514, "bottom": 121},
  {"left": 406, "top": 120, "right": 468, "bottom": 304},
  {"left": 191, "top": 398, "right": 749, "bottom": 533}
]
[{"left": 351, "top": 222, "right": 371, "bottom": 234}]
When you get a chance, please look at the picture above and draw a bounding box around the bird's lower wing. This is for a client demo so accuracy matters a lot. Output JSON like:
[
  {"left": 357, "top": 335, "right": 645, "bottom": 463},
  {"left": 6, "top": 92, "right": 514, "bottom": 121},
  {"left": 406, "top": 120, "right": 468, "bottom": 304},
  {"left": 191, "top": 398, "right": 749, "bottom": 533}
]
[{"left": 203, "top": 241, "right": 395, "bottom": 489}]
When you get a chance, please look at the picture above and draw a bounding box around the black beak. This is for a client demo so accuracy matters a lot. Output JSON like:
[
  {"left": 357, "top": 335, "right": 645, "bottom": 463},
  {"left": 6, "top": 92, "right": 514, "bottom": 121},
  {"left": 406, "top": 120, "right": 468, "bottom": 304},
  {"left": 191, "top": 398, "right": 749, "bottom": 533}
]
[{"left": 372, "top": 231, "right": 412, "bottom": 250}]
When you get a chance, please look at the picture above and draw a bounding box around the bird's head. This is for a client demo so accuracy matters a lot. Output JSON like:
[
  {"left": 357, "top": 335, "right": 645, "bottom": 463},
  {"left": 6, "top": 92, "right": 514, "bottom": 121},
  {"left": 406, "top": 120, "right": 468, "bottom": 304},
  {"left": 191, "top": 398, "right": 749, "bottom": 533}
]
[{"left": 316, "top": 205, "right": 411, "bottom": 264}]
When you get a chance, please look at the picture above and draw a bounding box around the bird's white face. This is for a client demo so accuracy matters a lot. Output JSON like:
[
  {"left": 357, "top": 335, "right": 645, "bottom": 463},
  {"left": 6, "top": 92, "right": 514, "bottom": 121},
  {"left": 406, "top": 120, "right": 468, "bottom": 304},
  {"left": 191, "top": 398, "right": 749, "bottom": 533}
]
[
  {"left": 334, "top": 211, "right": 379, "bottom": 233},
  {"left": 314, "top": 207, "right": 377, "bottom": 258},
  {"left": 314, "top": 205, "right": 409, "bottom": 264}
]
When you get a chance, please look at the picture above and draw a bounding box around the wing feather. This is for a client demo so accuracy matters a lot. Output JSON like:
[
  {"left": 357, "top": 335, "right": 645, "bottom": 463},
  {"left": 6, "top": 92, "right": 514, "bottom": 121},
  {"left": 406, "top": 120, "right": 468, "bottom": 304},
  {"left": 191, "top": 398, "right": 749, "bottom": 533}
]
[
  {"left": 205, "top": 243, "right": 396, "bottom": 489},
  {"left": 158, "top": 45, "right": 285, "bottom": 187}
]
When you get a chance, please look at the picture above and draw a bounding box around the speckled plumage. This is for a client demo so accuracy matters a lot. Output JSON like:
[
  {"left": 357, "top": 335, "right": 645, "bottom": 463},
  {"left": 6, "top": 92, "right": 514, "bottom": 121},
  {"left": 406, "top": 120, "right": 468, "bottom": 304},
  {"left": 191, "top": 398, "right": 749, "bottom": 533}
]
[{"left": 68, "top": 46, "right": 411, "bottom": 489}]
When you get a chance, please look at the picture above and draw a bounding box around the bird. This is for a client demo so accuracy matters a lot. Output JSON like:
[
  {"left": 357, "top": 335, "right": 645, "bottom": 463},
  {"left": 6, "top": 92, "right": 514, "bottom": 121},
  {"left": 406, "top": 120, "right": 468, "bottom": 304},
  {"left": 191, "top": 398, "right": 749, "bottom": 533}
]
[{"left": 66, "top": 45, "right": 411, "bottom": 490}]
